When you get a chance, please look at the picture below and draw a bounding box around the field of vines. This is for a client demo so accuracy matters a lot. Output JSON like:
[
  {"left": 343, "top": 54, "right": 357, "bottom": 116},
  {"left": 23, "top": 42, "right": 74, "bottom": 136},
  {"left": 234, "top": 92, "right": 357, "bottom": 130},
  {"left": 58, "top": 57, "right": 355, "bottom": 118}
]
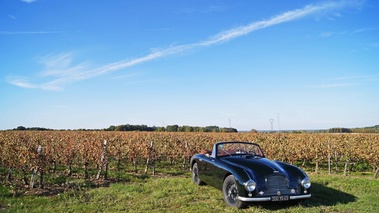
[{"left": 1, "top": 131, "right": 378, "bottom": 191}]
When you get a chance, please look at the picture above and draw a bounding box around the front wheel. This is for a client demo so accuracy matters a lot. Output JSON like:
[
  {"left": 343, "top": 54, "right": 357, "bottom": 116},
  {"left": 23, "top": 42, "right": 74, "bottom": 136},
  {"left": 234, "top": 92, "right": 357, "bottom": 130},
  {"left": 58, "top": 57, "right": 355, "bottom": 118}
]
[{"left": 222, "top": 175, "right": 246, "bottom": 208}]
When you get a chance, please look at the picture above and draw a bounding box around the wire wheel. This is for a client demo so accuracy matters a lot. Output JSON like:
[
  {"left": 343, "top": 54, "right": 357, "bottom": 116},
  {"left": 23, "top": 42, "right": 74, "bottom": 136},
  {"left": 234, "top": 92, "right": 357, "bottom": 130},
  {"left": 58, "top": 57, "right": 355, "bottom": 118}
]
[{"left": 222, "top": 175, "right": 246, "bottom": 208}]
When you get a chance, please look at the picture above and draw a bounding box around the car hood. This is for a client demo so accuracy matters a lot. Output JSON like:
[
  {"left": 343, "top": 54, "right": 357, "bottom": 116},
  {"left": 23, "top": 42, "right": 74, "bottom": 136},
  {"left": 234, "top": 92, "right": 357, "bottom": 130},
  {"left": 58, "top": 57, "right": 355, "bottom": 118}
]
[{"left": 222, "top": 157, "right": 287, "bottom": 176}]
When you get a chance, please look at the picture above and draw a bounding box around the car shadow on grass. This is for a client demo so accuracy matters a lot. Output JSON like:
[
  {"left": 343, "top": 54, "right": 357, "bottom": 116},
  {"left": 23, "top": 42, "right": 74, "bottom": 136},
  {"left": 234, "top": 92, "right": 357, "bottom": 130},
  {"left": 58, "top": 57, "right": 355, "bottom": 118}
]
[{"left": 247, "top": 183, "right": 357, "bottom": 210}]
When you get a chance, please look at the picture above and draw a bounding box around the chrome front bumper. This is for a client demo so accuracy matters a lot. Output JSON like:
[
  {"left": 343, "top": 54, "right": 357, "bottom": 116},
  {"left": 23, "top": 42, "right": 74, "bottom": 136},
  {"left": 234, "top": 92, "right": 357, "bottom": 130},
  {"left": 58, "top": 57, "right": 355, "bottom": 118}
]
[{"left": 238, "top": 194, "right": 311, "bottom": 202}]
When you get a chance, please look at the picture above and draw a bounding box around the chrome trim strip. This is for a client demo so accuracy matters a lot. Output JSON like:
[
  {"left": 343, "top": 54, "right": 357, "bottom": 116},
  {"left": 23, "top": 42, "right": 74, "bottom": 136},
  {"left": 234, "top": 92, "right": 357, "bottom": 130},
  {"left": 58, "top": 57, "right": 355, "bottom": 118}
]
[
  {"left": 238, "top": 194, "right": 311, "bottom": 202},
  {"left": 290, "top": 194, "right": 311, "bottom": 200},
  {"left": 238, "top": 196, "right": 271, "bottom": 202}
]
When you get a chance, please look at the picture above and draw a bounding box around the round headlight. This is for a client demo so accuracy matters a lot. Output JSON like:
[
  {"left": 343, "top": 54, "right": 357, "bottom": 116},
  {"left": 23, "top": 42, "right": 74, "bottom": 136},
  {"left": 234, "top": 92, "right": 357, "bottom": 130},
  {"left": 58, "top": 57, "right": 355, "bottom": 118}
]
[
  {"left": 244, "top": 180, "right": 256, "bottom": 192},
  {"left": 301, "top": 178, "right": 311, "bottom": 189}
]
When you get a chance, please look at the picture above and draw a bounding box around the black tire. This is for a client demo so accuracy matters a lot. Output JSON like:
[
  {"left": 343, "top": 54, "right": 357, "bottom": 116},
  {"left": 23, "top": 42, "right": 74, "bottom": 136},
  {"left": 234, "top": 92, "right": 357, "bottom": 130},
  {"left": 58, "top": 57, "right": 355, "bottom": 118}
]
[
  {"left": 222, "top": 175, "right": 246, "bottom": 208},
  {"left": 192, "top": 163, "right": 204, "bottom": 185}
]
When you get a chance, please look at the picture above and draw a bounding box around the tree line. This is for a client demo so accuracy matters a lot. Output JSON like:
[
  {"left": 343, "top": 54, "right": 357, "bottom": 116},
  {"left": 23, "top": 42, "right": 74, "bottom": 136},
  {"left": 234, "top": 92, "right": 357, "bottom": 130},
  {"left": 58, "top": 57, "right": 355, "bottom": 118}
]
[
  {"left": 328, "top": 125, "right": 379, "bottom": 133},
  {"left": 11, "top": 124, "right": 237, "bottom": 133},
  {"left": 11, "top": 124, "right": 379, "bottom": 133},
  {"left": 106, "top": 124, "right": 238, "bottom": 133}
]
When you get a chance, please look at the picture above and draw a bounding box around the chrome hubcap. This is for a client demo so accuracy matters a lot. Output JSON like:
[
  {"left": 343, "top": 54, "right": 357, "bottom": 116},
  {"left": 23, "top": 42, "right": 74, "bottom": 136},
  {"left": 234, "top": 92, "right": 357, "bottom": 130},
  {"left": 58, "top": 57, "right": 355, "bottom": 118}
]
[{"left": 227, "top": 183, "right": 238, "bottom": 202}]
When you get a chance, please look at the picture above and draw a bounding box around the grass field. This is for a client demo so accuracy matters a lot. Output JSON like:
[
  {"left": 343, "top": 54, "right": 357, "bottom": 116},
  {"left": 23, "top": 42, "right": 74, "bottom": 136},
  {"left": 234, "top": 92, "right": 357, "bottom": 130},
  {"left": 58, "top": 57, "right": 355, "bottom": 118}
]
[{"left": 1, "top": 170, "right": 378, "bottom": 213}]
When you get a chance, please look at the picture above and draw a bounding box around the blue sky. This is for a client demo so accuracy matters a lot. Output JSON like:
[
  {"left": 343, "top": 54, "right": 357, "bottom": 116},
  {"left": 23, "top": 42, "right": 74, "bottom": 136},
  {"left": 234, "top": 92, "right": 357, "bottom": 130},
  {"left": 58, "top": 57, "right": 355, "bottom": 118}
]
[{"left": 1, "top": 0, "right": 378, "bottom": 131}]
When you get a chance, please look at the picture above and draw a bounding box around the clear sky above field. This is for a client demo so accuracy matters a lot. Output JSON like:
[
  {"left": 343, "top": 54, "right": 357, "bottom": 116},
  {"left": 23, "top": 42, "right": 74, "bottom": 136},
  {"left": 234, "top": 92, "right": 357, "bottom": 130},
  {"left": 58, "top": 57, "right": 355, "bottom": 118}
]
[{"left": 1, "top": 0, "right": 378, "bottom": 131}]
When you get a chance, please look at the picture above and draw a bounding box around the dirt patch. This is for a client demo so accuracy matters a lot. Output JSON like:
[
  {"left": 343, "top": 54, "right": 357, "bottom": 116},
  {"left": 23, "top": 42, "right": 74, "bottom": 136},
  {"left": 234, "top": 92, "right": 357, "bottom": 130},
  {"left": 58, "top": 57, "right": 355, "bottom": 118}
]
[{"left": 23, "top": 187, "right": 65, "bottom": 197}]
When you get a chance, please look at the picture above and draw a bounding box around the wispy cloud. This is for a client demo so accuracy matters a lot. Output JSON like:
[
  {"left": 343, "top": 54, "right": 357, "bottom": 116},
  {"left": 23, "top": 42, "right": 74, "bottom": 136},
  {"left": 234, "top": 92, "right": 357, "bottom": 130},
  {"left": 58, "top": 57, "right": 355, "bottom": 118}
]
[
  {"left": 334, "top": 74, "right": 378, "bottom": 81},
  {"left": 199, "top": 1, "right": 353, "bottom": 46},
  {"left": 310, "top": 83, "right": 358, "bottom": 88},
  {"left": 6, "top": 1, "right": 362, "bottom": 91},
  {"left": 352, "top": 27, "right": 377, "bottom": 34},
  {"left": 320, "top": 27, "right": 377, "bottom": 38},
  {"left": 308, "top": 74, "right": 378, "bottom": 88},
  {"left": 5, "top": 75, "right": 36, "bottom": 89},
  {"left": 38, "top": 53, "right": 90, "bottom": 78},
  {"left": 320, "top": 31, "right": 347, "bottom": 38},
  {"left": 175, "top": 4, "right": 227, "bottom": 14},
  {"left": 20, "top": 0, "right": 37, "bottom": 3}
]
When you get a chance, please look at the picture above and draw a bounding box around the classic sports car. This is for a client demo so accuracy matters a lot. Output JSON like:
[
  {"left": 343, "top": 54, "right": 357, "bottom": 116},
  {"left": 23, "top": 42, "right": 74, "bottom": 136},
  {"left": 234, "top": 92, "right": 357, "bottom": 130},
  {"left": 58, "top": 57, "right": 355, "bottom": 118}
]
[{"left": 190, "top": 141, "right": 311, "bottom": 208}]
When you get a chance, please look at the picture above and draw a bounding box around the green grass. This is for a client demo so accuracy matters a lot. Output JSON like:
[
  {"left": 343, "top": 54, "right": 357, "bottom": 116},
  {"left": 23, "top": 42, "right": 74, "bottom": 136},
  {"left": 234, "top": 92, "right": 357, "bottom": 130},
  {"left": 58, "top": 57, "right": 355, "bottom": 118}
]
[{"left": 1, "top": 172, "right": 378, "bottom": 212}]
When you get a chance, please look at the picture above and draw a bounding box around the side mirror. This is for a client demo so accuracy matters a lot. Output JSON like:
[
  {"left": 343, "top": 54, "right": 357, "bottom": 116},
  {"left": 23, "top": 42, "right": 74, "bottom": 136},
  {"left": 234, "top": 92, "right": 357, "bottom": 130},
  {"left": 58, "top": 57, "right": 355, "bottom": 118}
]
[{"left": 205, "top": 153, "right": 210, "bottom": 158}]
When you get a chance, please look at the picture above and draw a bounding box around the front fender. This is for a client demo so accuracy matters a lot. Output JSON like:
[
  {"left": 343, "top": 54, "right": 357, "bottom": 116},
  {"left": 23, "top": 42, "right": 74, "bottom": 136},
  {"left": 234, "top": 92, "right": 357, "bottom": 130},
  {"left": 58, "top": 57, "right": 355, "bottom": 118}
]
[{"left": 219, "top": 160, "right": 255, "bottom": 197}]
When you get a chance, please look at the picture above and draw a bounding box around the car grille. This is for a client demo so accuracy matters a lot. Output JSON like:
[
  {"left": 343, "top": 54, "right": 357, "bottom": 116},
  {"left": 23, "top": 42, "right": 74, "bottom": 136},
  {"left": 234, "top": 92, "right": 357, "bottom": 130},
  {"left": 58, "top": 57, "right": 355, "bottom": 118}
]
[{"left": 264, "top": 174, "right": 292, "bottom": 195}]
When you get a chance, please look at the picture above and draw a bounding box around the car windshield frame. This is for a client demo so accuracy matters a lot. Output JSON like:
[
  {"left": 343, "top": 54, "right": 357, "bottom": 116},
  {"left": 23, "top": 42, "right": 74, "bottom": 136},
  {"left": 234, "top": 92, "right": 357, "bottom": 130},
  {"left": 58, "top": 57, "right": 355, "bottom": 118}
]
[{"left": 215, "top": 142, "right": 265, "bottom": 158}]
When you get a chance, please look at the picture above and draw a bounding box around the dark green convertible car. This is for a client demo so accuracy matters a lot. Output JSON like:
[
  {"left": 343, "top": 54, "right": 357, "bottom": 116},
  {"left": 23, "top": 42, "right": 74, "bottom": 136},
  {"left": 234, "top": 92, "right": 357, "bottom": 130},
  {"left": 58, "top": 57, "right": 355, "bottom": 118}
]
[{"left": 190, "top": 141, "right": 311, "bottom": 208}]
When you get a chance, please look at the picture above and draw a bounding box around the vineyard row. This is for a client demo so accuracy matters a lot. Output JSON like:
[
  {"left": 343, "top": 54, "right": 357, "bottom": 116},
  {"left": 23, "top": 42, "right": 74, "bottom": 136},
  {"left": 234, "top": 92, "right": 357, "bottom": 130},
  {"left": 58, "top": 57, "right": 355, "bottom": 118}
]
[{"left": 0, "top": 131, "right": 378, "bottom": 189}]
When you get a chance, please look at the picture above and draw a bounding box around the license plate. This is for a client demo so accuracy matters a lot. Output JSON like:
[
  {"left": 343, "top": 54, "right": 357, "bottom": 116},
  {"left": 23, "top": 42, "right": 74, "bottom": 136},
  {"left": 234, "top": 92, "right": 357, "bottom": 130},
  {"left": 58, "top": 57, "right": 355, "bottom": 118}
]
[{"left": 271, "top": 195, "right": 289, "bottom": 201}]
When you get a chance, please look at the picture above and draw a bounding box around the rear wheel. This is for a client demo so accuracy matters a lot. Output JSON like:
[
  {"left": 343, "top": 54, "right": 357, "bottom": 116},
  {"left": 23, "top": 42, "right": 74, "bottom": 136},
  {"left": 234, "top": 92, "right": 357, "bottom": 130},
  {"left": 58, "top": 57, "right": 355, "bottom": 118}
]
[
  {"left": 222, "top": 175, "right": 246, "bottom": 208},
  {"left": 192, "top": 163, "right": 204, "bottom": 185}
]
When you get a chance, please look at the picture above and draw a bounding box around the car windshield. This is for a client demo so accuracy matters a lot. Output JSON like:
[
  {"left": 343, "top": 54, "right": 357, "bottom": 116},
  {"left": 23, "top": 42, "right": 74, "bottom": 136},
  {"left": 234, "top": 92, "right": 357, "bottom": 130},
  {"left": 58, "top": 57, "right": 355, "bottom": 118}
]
[{"left": 216, "top": 142, "right": 264, "bottom": 158}]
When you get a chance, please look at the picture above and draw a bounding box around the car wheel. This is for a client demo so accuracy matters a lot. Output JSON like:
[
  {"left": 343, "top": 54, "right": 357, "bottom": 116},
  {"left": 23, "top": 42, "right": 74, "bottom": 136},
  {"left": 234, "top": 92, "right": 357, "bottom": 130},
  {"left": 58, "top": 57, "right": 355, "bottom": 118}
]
[
  {"left": 222, "top": 175, "right": 246, "bottom": 208},
  {"left": 192, "top": 163, "right": 204, "bottom": 185}
]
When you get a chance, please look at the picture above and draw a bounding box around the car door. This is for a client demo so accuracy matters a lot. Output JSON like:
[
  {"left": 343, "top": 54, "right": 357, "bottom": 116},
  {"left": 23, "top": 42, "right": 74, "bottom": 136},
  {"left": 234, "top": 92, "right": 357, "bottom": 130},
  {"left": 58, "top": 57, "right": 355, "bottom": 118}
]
[{"left": 201, "top": 156, "right": 226, "bottom": 189}]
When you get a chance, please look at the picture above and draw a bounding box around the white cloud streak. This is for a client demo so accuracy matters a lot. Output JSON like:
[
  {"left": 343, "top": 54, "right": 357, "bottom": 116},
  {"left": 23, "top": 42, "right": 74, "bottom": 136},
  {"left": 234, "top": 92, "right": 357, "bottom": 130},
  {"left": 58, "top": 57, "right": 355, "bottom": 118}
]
[
  {"left": 308, "top": 74, "right": 379, "bottom": 89},
  {"left": 6, "top": 1, "right": 359, "bottom": 91},
  {"left": 311, "top": 83, "right": 358, "bottom": 88},
  {"left": 320, "top": 27, "right": 377, "bottom": 38},
  {"left": 5, "top": 75, "right": 36, "bottom": 89},
  {"left": 20, "top": 0, "right": 37, "bottom": 3}
]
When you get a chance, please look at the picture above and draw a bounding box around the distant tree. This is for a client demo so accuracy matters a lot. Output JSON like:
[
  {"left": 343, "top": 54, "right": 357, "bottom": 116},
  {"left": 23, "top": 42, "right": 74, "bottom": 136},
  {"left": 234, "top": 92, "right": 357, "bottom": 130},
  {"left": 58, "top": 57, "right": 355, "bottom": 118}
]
[
  {"left": 107, "top": 125, "right": 116, "bottom": 131},
  {"left": 195, "top": 127, "right": 202, "bottom": 132},
  {"left": 204, "top": 126, "right": 219, "bottom": 132},
  {"left": 104, "top": 123, "right": 239, "bottom": 133},
  {"left": 328, "top": 128, "right": 352, "bottom": 133},
  {"left": 115, "top": 126, "right": 123, "bottom": 131},
  {"left": 221, "top": 128, "right": 238, "bottom": 133},
  {"left": 156, "top": 127, "right": 166, "bottom": 132},
  {"left": 13, "top": 126, "right": 52, "bottom": 131},
  {"left": 166, "top": 125, "right": 179, "bottom": 132},
  {"left": 184, "top": 126, "right": 194, "bottom": 132},
  {"left": 29, "top": 127, "right": 50, "bottom": 131},
  {"left": 15, "top": 126, "right": 26, "bottom": 130}
]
